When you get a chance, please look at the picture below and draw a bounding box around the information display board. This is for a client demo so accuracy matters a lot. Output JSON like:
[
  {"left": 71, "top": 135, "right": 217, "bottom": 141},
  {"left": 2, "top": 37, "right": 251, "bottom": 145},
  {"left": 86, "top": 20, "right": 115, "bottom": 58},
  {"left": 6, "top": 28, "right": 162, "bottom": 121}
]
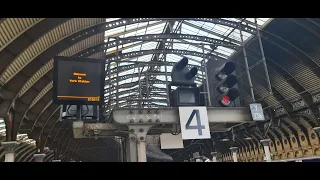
[{"left": 53, "top": 56, "right": 105, "bottom": 105}]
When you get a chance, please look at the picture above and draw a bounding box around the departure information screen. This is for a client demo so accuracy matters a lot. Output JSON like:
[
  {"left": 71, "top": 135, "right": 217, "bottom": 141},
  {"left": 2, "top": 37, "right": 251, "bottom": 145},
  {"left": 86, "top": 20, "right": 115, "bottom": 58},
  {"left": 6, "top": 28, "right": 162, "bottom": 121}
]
[{"left": 53, "top": 56, "right": 105, "bottom": 105}]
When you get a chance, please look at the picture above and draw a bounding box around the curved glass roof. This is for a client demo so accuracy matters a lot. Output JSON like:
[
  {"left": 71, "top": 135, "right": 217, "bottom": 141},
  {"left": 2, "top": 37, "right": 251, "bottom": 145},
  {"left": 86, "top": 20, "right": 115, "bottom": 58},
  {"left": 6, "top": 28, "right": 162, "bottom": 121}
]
[{"left": 104, "top": 18, "right": 271, "bottom": 114}]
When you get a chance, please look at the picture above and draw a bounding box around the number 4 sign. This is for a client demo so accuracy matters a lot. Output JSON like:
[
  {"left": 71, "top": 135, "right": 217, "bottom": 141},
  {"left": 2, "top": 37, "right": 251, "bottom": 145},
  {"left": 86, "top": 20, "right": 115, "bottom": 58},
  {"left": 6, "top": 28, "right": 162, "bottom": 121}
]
[{"left": 178, "top": 106, "right": 211, "bottom": 140}]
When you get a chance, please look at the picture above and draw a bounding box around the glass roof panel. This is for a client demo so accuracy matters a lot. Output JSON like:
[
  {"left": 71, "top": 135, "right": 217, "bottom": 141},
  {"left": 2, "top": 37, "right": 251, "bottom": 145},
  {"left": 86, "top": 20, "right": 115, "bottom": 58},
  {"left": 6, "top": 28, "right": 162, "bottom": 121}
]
[{"left": 104, "top": 18, "right": 271, "bottom": 111}]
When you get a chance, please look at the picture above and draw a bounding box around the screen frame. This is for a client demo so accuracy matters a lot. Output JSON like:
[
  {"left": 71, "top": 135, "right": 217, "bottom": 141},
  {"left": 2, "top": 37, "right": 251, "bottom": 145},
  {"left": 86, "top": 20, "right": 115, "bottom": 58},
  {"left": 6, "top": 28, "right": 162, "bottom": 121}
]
[{"left": 52, "top": 56, "right": 105, "bottom": 105}]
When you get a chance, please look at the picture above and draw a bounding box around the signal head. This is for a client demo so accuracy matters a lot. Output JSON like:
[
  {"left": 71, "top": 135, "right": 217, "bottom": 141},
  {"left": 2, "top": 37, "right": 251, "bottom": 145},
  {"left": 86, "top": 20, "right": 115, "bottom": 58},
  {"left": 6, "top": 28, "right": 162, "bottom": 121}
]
[
  {"left": 215, "top": 62, "right": 236, "bottom": 81},
  {"left": 175, "top": 57, "right": 188, "bottom": 71},
  {"left": 185, "top": 67, "right": 198, "bottom": 80},
  {"left": 219, "top": 88, "right": 239, "bottom": 107},
  {"left": 217, "top": 75, "right": 238, "bottom": 93}
]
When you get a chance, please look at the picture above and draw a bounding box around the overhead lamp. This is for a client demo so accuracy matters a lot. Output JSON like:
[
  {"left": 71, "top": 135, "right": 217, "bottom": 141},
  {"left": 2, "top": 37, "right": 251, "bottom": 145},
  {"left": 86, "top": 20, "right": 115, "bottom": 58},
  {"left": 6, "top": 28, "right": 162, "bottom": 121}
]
[
  {"left": 245, "top": 137, "right": 253, "bottom": 140},
  {"left": 221, "top": 138, "right": 230, "bottom": 142}
]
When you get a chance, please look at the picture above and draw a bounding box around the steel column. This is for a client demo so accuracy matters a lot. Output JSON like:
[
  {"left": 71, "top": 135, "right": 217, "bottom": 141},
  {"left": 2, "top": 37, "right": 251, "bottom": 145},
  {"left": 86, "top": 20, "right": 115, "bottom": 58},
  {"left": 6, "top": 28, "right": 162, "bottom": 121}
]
[
  {"left": 239, "top": 22, "right": 255, "bottom": 102},
  {"left": 202, "top": 44, "right": 211, "bottom": 106},
  {"left": 230, "top": 147, "right": 238, "bottom": 162},
  {"left": 1, "top": 141, "right": 20, "bottom": 162},
  {"left": 260, "top": 139, "right": 272, "bottom": 162},
  {"left": 255, "top": 18, "right": 273, "bottom": 95}
]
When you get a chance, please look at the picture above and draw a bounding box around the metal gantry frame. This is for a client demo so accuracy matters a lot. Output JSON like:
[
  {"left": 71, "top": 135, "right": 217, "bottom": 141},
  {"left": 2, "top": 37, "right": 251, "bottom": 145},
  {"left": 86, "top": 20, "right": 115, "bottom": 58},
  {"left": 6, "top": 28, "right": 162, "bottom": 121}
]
[
  {"left": 104, "top": 18, "right": 273, "bottom": 117},
  {"left": 95, "top": 18, "right": 277, "bottom": 162}
]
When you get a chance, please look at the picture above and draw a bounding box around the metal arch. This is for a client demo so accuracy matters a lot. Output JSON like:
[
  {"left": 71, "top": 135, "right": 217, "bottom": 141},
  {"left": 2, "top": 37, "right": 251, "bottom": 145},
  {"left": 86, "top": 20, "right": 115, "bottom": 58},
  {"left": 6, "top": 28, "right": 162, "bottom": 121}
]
[
  {"left": 105, "top": 71, "right": 201, "bottom": 86},
  {"left": 106, "top": 93, "right": 168, "bottom": 101},
  {"left": 25, "top": 148, "right": 46, "bottom": 162},
  {"left": 0, "top": 17, "right": 251, "bottom": 95},
  {"left": 9, "top": 35, "right": 104, "bottom": 122},
  {"left": 0, "top": 17, "right": 248, "bottom": 112},
  {"left": 38, "top": 106, "right": 61, "bottom": 139},
  {"left": 0, "top": 18, "right": 45, "bottom": 56},
  {"left": 67, "top": 139, "right": 81, "bottom": 161},
  {"left": 0, "top": 19, "right": 71, "bottom": 117},
  {"left": 105, "top": 49, "right": 226, "bottom": 62},
  {"left": 43, "top": 151, "right": 53, "bottom": 162},
  {"left": 47, "top": 125, "right": 72, "bottom": 160},
  {"left": 63, "top": 136, "right": 77, "bottom": 161},
  {"left": 75, "top": 33, "right": 238, "bottom": 58},
  {"left": 60, "top": 132, "right": 73, "bottom": 153},
  {"left": 105, "top": 87, "right": 166, "bottom": 95},
  {"left": 0, "top": 24, "right": 242, "bottom": 125},
  {"left": 279, "top": 122, "right": 293, "bottom": 135},
  {"left": 30, "top": 100, "right": 52, "bottom": 131},
  {"left": 0, "top": 20, "right": 105, "bottom": 118},
  {"left": 11, "top": 36, "right": 107, "bottom": 135},
  {"left": 263, "top": 33, "right": 320, "bottom": 73},
  {"left": 106, "top": 61, "right": 202, "bottom": 77},
  {"left": 0, "top": 18, "right": 105, "bottom": 85},
  {"left": 16, "top": 82, "right": 53, "bottom": 133},
  {"left": 282, "top": 117, "right": 301, "bottom": 132},
  {"left": 246, "top": 45, "right": 309, "bottom": 96},
  {"left": 238, "top": 50, "right": 293, "bottom": 111},
  {"left": 54, "top": 124, "right": 72, "bottom": 150},
  {"left": 20, "top": 149, "right": 37, "bottom": 162},
  {"left": 291, "top": 114, "right": 315, "bottom": 129},
  {"left": 44, "top": 152, "right": 54, "bottom": 162},
  {"left": 105, "top": 82, "right": 167, "bottom": 94},
  {"left": 15, "top": 145, "right": 35, "bottom": 162},
  {"left": 245, "top": 46, "right": 316, "bottom": 115},
  {"left": 289, "top": 18, "right": 320, "bottom": 42},
  {"left": 294, "top": 113, "right": 317, "bottom": 128},
  {"left": 13, "top": 143, "right": 31, "bottom": 159},
  {"left": 12, "top": 48, "right": 222, "bottom": 127},
  {"left": 45, "top": 119, "right": 67, "bottom": 148},
  {"left": 0, "top": 18, "right": 69, "bottom": 76},
  {"left": 182, "top": 21, "right": 241, "bottom": 45},
  {"left": 0, "top": 20, "right": 250, "bottom": 125},
  {"left": 59, "top": 132, "right": 73, "bottom": 161},
  {"left": 261, "top": 27, "right": 320, "bottom": 75},
  {"left": 43, "top": 119, "right": 66, "bottom": 148}
]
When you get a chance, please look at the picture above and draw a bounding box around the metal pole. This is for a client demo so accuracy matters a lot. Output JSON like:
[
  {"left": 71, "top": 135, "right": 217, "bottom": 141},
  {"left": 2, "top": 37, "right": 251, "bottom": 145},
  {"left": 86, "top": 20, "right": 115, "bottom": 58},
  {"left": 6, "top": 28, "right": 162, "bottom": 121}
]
[
  {"left": 137, "top": 141, "right": 147, "bottom": 162},
  {"left": 116, "top": 37, "right": 120, "bottom": 107},
  {"left": 202, "top": 44, "right": 211, "bottom": 106},
  {"left": 138, "top": 64, "right": 142, "bottom": 108},
  {"left": 255, "top": 18, "right": 273, "bottom": 95},
  {"left": 146, "top": 72, "right": 150, "bottom": 108},
  {"left": 239, "top": 22, "right": 255, "bottom": 102},
  {"left": 260, "top": 139, "right": 272, "bottom": 162},
  {"left": 163, "top": 40, "right": 170, "bottom": 106},
  {"left": 107, "top": 37, "right": 112, "bottom": 113}
]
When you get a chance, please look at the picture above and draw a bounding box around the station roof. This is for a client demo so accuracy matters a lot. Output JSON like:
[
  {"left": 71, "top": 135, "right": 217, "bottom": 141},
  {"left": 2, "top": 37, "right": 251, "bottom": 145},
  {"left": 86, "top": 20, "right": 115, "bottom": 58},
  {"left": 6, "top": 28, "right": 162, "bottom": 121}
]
[{"left": 0, "top": 18, "right": 319, "bottom": 161}]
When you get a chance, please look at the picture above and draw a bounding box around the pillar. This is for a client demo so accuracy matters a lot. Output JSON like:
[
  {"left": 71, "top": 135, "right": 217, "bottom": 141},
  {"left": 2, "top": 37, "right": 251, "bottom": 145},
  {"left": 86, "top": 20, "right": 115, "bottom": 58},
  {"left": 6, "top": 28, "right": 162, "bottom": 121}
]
[
  {"left": 230, "top": 147, "right": 238, "bottom": 162},
  {"left": 260, "top": 139, "right": 272, "bottom": 162},
  {"left": 1, "top": 141, "right": 20, "bottom": 162},
  {"left": 211, "top": 152, "right": 218, "bottom": 162},
  {"left": 33, "top": 153, "right": 46, "bottom": 162}
]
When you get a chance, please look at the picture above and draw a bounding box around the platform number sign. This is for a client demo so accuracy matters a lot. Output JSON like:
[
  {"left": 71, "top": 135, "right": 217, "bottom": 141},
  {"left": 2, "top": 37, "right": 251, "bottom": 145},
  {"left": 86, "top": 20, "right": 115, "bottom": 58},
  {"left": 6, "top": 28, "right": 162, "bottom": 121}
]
[
  {"left": 179, "top": 106, "right": 211, "bottom": 140},
  {"left": 249, "top": 103, "right": 265, "bottom": 121}
]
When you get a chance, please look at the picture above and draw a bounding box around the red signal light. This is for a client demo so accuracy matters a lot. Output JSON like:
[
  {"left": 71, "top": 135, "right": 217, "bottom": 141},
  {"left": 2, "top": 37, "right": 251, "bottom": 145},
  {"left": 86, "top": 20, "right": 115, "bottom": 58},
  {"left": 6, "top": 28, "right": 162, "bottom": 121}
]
[{"left": 221, "top": 96, "right": 230, "bottom": 106}]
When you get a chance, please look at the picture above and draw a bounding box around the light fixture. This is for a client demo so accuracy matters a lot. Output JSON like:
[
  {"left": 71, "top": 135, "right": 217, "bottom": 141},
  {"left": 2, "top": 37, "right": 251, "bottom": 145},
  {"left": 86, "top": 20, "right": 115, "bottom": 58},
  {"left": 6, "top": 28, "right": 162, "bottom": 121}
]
[{"left": 245, "top": 137, "right": 253, "bottom": 140}]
